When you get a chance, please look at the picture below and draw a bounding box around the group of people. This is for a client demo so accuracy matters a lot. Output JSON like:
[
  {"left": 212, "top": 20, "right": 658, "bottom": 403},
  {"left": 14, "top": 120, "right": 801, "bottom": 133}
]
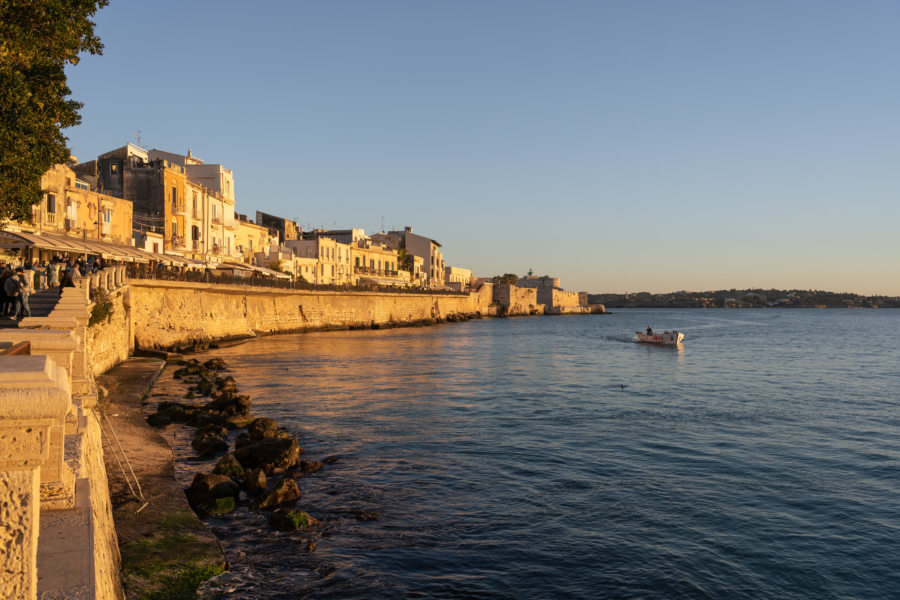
[
  {"left": 0, "top": 264, "right": 32, "bottom": 320},
  {"left": 0, "top": 254, "right": 108, "bottom": 320}
]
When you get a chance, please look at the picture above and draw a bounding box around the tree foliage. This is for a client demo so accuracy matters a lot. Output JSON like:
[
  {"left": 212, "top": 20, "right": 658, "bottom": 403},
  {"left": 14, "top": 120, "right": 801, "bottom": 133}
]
[
  {"left": 0, "top": 0, "right": 108, "bottom": 222},
  {"left": 492, "top": 273, "right": 519, "bottom": 286}
]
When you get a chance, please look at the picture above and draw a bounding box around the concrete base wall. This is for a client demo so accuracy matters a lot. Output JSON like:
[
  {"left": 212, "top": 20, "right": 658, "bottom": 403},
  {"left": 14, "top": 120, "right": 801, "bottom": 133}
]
[{"left": 129, "top": 281, "right": 495, "bottom": 350}]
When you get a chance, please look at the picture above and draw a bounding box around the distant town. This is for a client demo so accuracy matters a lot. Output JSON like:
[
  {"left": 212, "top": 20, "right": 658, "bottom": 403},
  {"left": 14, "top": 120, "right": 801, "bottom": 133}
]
[{"left": 588, "top": 289, "right": 900, "bottom": 309}]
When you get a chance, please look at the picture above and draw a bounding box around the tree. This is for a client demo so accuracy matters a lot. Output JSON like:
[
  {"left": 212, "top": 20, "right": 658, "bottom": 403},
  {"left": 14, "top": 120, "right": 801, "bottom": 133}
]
[
  {"left": 492, "top": 273, "right": 519, "bottom": 286},
  {"left": 397, "top": 248, "right": 414, "bottom": 272},
  {"left": 0, "top": 0, "right": 108, "bottom": 222}
]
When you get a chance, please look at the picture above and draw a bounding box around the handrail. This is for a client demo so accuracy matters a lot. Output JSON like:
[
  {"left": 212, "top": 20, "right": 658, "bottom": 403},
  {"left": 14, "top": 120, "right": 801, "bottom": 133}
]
[{"left": 0, "top": 341, "right": 31, "bottom": 356}]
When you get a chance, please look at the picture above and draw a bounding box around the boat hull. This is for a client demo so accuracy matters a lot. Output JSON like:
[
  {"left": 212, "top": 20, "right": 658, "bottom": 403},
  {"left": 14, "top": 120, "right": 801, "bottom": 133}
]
[{"left": 635, "top": 331, "right": 685, "bottom": 345}]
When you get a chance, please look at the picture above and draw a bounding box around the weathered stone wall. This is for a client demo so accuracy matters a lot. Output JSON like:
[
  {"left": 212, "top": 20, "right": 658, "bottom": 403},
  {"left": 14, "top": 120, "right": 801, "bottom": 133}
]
[
  {"left": 128, "top": 281, "right": 495, "bottom": 350},
  {"left": 493, "top": 284, "right": 540, "bottom": 315},
  {"left": 548, "top": 288, "right": 583, "bottom": 308},
  {"left": 85, "top": 287, "right": 133, "bottom": 377}
]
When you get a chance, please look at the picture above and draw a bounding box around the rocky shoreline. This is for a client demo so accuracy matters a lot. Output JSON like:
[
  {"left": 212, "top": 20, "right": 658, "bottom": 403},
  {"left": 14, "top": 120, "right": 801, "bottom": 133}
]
[{"left": 145, "top": 357, "right": 337, "bottom": 548}]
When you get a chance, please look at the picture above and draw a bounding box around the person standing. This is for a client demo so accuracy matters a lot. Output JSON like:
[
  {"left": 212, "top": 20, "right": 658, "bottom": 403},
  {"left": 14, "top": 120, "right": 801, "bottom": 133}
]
[
  {"left": 14, "top": 267, "right": 31, "bottom": 319},
  {"left": 0, "top": 264, "right": 10, "bottom": 317},
  {"left": 3, "top": 269, "right": 22, "bottom": 319},
  {"left": 48, "top": 260, "right": 60, "bottom": 288}
]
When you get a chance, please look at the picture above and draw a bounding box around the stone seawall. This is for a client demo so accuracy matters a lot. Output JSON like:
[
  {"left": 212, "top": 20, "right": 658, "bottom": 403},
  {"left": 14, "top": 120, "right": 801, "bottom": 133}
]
[{"left": 129, "top": 281, "right": 495, "bottom": 350}]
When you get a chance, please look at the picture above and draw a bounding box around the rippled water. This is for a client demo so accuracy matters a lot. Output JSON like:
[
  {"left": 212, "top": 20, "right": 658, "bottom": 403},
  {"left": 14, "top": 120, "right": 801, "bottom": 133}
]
[{"left": 169, "top": 309, "right": 900, "bottom": 599}]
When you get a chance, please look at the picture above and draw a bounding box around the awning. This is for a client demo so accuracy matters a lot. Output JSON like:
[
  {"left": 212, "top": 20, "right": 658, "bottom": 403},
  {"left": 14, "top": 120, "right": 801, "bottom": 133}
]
[
  {"left": 220, "top": 261, "right": 291, "bottom": 279},
  {"left": 0, "top": 230, "right": 151, "bottom": 263}
]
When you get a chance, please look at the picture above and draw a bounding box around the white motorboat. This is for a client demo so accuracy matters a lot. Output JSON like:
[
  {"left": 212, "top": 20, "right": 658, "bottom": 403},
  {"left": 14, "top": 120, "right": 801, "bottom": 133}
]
[{"left": 635, "top": 330, "right": 685, "bottom": 345}]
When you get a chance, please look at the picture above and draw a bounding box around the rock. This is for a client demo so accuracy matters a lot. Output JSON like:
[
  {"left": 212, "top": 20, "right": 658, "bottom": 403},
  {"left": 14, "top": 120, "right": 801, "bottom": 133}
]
[
  {"left": 186, "top": 472, "right": 240, "bottom": 513},
  {"left": 206, "top": 392, "right": 252, "bottom": 417},
  {"left": 294, "top": 459, "right": 323, "bottom": 476},
  {"left": 215, "top": 375, "right": 238, "bottom": 393},
  {"left": 194, "top": 379, "right": 215, "bottom": 397},
  {"left": 213, "top": 453, "right": 245, "bottom": 479},
  {"left": 234, "top": 432, "right": 251, "bottom": 450},
  {"left": 234, "top": 436, "right": 302, "bottom": 474},
  {"left": 188, "top": 410, "right": 229, "bottom": 429},
  {"left": 191, "top": 432, "right": 228, "bottom": 458},
  {"left": 269, "top": 508, "right": 319, "bottom": 531},
  {"left": 146, "top": 411, "right": 171, "bottom": 427},
  {"left": 349, "top": 510, "right": 381, "bottom": 521},
  {"left": 247, "top": 417, "right": 279, "bottom": 440},
  {"left": 203, "top": 358, "right": 228, "bottom": 371},
  {"left": 243, "top": 468, "right": 267, "bottom": 497},
  {"left": 207, "top": 496, "right": 235, "bottom": 515},
  {"left": 198, "top": 423, "right": 228, "bottom": 438},
  {"left": 252, "top": 477, "right": 302, "bottom": 509},
  {"left": 323, "top": 456, "right": 340, "bottom": 464}
]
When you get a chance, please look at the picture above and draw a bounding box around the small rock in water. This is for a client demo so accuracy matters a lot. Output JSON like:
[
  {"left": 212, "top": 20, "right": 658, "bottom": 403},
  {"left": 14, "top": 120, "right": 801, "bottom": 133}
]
[
  {"left": 269, "top": 507, "right": 319, "bottom": 531},
  {"left": 253, "top": 477, "right": 302, "bottom": 509}
]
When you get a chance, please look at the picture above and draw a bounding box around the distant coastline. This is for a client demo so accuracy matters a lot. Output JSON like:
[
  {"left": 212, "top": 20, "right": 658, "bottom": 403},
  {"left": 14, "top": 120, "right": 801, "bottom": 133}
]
[{"left": 588, "top": 289, "right": 900, "bottom": 309}]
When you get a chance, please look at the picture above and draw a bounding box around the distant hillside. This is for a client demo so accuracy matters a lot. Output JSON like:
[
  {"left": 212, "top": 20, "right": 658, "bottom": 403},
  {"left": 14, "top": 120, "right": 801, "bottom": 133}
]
[{"left": 588, "top": 289, "right": 900, "bottom": 309}]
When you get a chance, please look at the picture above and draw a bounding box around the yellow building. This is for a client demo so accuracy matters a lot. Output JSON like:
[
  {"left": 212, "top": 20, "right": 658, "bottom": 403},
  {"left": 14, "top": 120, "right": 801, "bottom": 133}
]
[
  {"left": 0, "top": 161, "right": 138, "bottom": 263},
  {"left": 350, "top": 240, "right": 411, "bottom": 286},
  {"left": 286, "top": 237, "right": 352, "bottom": 285},
  {"left": 235, "top": 216, "right": 274, "bottom": 263}
]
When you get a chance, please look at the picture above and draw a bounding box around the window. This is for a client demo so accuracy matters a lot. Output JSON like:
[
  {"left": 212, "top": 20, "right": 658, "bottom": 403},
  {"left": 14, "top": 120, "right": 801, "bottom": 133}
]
[
  {"left": 171, "top": 186, "right": 177, "bottom": 211},
  {"left": 103, "top": 209, "right": 112, "bottom": 224},
  {"left": 110, "top": 163, "right": 118, "bottom": 175},
  {"left": 355, "top": 257, "right": 360, "bottom": 267},
  {"left": 47, "top": 194, "right": 56, "bottom": 213}
]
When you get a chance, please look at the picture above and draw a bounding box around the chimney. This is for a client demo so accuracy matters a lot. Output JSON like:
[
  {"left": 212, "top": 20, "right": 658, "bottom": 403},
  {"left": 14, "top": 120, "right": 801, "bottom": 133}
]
[{"left": 404, "top": 226, "right": 413, "bottom": 233}]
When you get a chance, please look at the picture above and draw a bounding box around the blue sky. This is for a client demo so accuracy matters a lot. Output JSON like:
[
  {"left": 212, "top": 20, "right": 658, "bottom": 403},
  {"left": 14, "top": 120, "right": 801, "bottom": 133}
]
[{"left": 65, "top": 1, "right": 900, "bottom": 295}]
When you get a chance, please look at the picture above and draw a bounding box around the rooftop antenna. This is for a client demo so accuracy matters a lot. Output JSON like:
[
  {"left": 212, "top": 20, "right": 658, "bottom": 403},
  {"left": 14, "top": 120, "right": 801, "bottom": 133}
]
[
  {"left": 381, "top": 216, "right": 385, "bottom": 232},
  {"left": 135, "top": 130, "right": 142, "bottom": 146}
]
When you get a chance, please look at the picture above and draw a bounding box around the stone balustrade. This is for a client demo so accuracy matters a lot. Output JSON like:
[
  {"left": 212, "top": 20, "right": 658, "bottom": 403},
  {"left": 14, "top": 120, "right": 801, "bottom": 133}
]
[{"left": 0, "top": 354, "right": 72, "bottom": 599}]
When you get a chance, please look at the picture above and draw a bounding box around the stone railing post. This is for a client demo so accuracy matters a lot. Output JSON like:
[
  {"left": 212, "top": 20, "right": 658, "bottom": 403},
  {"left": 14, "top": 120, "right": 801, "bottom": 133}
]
[
  {"left": 0, "top": 354, "right": 72, "bottom": 600},
  {"left": 116, "top": 265, "right": 125, "bottom": 287},
  {"left": 78, "top": 277, "right": 90, "bottom": 302}
]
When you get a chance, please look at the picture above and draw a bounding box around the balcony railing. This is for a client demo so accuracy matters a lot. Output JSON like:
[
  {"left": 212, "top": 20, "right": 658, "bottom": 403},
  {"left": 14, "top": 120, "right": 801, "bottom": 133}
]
[
  {"left": 45, "top": 212, "right": 57, "bottom": 225},
  {"left": 212, "top": 216, "right": 223, "bottom": 225},
  {"left": 172, "top": 235, "right": 185, "bottom": 248},
  {"left": 192, "top": 239, "right": 201, "bottom": 251},
  {"left": 174, "top": 203, "right": 188, "bottom": 216}
]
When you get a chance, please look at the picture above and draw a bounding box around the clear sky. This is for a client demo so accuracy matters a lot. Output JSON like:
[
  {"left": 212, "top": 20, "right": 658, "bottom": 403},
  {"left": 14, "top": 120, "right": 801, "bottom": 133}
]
[{"left": 65, "top": 1, "right": 900, "bottom": 295}]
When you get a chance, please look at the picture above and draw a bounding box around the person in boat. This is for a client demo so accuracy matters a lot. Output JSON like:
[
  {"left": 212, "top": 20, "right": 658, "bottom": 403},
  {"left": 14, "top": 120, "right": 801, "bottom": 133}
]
[{"left": 646, "top": 326, "right": 652, "bottom": 334}]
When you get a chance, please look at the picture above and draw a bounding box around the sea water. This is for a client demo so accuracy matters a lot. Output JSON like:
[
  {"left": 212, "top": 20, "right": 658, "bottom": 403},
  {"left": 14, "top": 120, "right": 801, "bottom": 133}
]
[{"left": 181, "top": 309, "right": 900, "bottom": 599}]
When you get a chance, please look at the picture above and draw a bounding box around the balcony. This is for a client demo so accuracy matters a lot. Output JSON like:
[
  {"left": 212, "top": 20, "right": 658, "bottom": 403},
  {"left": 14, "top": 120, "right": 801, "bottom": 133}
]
[
  {"left": 192, "top": 209, "right": 202, "bottom": 220},
  {"left": 45, "top": 212, "right": 57, "bottom": 226},
  {"left": 193, "top": 239, "right": 201, "bottom": 252},
  {"left": 211, "top": 216, "right": 223, "bottom": 227},
  {"left": 171, "top": 235, "right": 186, "bottom": 249}
]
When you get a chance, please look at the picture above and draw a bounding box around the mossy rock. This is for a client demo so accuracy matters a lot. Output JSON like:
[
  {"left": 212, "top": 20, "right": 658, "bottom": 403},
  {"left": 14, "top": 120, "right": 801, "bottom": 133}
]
[
  {"left": 205, "top": 496, "right": 235, "bottom": 515},
  {"left": 269, "top": 508, "right": 319, "bottom": 531},
  {"left": 213, "top": 453, "right": 245, "bottom": 478}
]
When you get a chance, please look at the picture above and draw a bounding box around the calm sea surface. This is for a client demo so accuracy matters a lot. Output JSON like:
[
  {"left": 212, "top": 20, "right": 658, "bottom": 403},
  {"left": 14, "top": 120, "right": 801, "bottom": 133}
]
[{"left": 175, "top": 309, "right": 900, "bottom": 599}]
